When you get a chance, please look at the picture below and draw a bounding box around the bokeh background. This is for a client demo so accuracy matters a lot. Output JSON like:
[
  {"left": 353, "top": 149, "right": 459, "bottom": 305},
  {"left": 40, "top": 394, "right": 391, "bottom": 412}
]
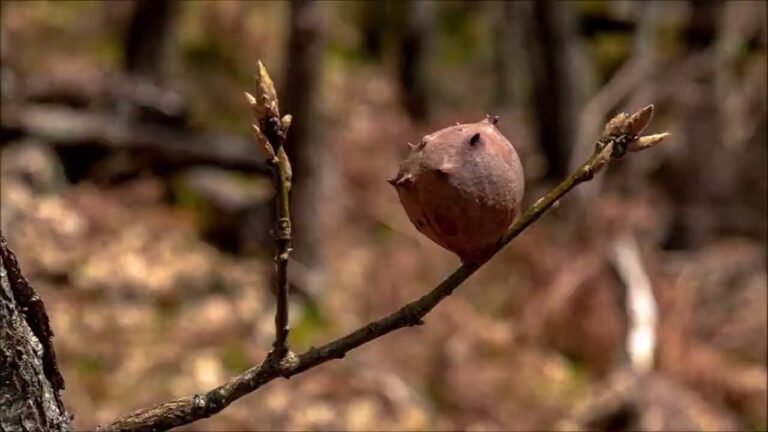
[{"left": 1, "top": 0, "right": 766, "bottom": 430}]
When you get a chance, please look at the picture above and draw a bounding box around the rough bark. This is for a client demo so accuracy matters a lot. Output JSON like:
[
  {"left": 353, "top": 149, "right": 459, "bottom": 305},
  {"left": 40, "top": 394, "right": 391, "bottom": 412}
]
[{"left": 0, "top": 233, "right": 70, "bottom": 432}]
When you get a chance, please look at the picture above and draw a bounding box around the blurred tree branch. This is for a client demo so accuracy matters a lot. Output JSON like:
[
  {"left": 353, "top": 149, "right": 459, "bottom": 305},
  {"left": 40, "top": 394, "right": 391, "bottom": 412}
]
[
  {"left": 101, "top": 62, "right": 668, "bottom": 431},
  {"left": 571, "top": 0, "right": 660, "bottom": 205},
  {"left": 556, "top": 232, "right": 745, "bottom": 431},
  {"left": 0, "top": 102, "right": 268, "bottom": 172}
]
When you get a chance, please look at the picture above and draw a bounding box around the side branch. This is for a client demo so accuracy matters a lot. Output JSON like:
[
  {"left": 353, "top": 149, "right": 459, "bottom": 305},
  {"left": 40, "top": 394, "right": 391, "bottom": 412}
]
[
  {"left": 269, "top": 149, "right": 293, "bottom": 354},
  {"left": 246, "top": 62, "right": 295, "bottom": 357},
  {"left": 103, "top": 102, "right": 667, "bottom": 432}
]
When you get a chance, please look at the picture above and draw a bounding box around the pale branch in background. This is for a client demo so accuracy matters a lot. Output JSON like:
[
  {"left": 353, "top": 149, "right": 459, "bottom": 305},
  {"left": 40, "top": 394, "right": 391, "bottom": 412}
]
[
  {"left": 610, "top": 232, "right": 658, "bottom": 374},
  {"left": 101, "top": 63, "right": 668, "bottom": 432}
]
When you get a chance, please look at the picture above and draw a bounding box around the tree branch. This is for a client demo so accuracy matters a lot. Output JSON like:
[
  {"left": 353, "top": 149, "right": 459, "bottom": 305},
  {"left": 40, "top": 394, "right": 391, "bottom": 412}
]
[
  {"left": 245, "top": 62, "right": 294, "bottom": 357},
  {"left": 101, "top": 64, "right": 668, "bottom": 430},
  {"left": 0, "top": 103, "right": 270, "bottom": 172}
]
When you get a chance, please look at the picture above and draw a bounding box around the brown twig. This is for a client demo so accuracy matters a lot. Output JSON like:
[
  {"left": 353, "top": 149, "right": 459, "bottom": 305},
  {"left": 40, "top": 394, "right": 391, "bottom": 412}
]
[
  {"left": 245, "top": 62, "right": 294, "bottom": 357},
  {"left": 101, "top": 65, "right": 668, "bottom": 430}
]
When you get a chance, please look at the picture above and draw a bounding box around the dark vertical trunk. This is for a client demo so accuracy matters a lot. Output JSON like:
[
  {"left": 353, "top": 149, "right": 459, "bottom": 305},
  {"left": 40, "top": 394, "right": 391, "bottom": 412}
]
[
  {"left": 0, "top": 233, "right": 70, "bottom": 432},
  {"left": 663, "top": 0, "right": 723, "bottom": 249},
  {"left": 359, "top": 0, "right": 386, "bottom": 61},
  {"left": 398, "top": 0, "right": 434, "bottom": 121},
  {"left": 590, "top": 0, "right": 661, "bottom": 198},
  {"left": 626, "top": 0, "right": 660, "bottom": 110},
  {"left": 281, "top": 0, "right": 326, "bottom": 291},
  {"left": 491, "top": 1, "right": 527, "bottom": 111},
  {"left": 123, "top": 0, "right": 178, "bottom": 82},
  {"left": 525, "top": 0, "right": 586, "bottom": 181}
]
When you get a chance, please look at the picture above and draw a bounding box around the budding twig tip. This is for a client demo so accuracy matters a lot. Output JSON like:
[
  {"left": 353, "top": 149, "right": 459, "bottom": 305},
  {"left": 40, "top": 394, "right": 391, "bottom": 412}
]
[
  {"left": 281, "top": 114, "right": 292, "bottom": 130},
  {"left": 631, "top": 132, "right": 670, "bottom": 152},
  {"left": 627, "top": 105, "right": 655, "bottom": 135}
]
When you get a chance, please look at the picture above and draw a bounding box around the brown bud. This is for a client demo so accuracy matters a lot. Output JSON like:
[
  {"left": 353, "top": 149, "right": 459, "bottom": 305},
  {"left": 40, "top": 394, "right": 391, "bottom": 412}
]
[{"left": 390, "top": 118, "right": 525, "bottom": 263}]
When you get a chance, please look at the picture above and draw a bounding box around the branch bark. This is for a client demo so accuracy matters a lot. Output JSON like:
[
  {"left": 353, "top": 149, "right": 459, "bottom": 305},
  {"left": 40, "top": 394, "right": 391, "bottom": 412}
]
[
  {"left": 268, "top": 142, "right": 292, "bottom": 355},
  {"left": 102, "top": 95, "right": 667, "bottom": 431},
  {"left": 0, "top": 233, "right": 70, "bottom": 431}
]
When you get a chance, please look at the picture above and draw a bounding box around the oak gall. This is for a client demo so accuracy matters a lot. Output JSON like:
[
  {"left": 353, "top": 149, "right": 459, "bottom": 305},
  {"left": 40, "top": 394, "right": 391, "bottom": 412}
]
[{"left": 390, "top": 117, "right": 525, "bottom": 263}]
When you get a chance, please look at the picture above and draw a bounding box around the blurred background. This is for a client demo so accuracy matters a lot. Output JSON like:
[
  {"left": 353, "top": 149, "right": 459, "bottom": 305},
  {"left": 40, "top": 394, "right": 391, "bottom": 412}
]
[{"left": 0, "top": 0, "right": 766, "bottom": 430}]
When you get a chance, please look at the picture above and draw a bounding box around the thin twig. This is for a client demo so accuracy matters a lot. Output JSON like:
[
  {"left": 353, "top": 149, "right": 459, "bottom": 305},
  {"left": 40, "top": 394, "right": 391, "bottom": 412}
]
[
  {"left": 245, "top": 62, "right": 294, "bottom": 357},
  {"left": 269, "top": 149, "right": 292, "bottom": 355},
  {"left": 101, "top": 70, "right": 668, "bottom": 431}
]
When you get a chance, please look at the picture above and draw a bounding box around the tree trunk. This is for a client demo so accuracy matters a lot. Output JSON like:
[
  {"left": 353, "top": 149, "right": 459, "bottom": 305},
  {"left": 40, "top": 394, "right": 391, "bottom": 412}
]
[
  {"left": 123, "top": 0, "right": 178, "bottom": 82},
  {"left": 525, "top": 0, "right": 588, "bottom": 181},
  {"left": 359, "top": 0, "right": 386, "bottom": 61},
  {"left": 663, "top": 0, "right": 723, "bottom": 249},
  {"left": 398, "top": 0, "right": 434, "bottom": 121},
  {"left": 281, "top": 0, "right": 326, "bottom": 293},
  {"left": 0, "top": 233, "right": 70, "bottom": 432},
  {"left": 491, "top": 1, "right": 527, "bottom": 111}
]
